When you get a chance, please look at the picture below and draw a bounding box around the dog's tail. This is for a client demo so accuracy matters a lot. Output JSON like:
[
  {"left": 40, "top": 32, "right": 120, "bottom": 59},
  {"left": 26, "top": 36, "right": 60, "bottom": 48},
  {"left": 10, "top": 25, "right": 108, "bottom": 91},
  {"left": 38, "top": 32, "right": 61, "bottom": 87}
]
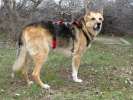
[
  {"left": 12, "top": 45, "right": 27, "bottom": 72},
  {"left": 12, "top": 33, "right": 27, "bottom": 74}
]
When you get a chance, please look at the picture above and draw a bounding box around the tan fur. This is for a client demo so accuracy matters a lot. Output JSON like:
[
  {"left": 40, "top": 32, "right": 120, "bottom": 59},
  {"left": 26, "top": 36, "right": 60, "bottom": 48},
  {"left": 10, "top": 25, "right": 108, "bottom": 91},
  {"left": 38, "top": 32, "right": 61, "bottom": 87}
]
[
  {"left": 12, "top": 45, "right": 27, "bottom": 72},
  {"left": 12, "top": 11, "right": 103, "bottom": 88}
]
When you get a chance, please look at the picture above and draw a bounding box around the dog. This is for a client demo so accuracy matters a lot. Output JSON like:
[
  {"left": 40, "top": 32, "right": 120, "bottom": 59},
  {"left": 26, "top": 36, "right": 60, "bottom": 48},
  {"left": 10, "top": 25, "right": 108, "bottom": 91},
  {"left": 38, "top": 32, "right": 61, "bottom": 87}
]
[{"left": 12, "top": 10, "right": 104, "bottom": 89}]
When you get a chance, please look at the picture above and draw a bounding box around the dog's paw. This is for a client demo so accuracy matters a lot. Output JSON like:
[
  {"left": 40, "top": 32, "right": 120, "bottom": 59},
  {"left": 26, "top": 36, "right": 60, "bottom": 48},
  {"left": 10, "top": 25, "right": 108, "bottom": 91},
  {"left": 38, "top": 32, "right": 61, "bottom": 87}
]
[
  {"left": 73, "top": 78, "right": 83, "bottom": 83},
  {"left": 11, "top": 73, "right": 15, "bottom": 78},
  {"left": 42, "top": 84, "right": 50, "bottom": 89},
  {"left": 28, "top": 81, "right": 34, "bottom": 86}
]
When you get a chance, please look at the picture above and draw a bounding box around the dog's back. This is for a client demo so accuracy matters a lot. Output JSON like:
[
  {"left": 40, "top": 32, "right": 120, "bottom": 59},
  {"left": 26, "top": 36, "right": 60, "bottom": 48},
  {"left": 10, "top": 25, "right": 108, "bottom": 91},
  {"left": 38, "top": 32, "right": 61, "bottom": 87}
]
[{"left": 12, "top": 10, "right": 104, "bottom": 89}]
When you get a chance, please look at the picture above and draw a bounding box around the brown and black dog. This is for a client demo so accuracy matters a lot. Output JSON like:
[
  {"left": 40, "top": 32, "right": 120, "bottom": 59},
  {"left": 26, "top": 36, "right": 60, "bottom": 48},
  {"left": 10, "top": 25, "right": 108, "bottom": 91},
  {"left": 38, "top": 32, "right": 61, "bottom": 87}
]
[{"left": 12, "top": 10, "right": 104, "bottom": 89}]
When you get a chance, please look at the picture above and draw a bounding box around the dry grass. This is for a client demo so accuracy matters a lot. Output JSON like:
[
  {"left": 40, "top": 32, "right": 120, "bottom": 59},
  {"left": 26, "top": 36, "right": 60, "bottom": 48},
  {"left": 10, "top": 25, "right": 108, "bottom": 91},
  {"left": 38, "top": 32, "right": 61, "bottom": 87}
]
[{"left": 0, "top": 36, "right": 133, "bottom": 100}]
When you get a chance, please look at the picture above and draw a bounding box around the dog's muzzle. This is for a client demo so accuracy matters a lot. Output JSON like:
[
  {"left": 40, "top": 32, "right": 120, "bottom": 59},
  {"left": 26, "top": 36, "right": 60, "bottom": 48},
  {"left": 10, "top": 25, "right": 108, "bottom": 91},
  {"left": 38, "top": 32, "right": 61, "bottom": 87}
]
[{"left": 93, "top": 23, "right": 102, "bottom": 31}]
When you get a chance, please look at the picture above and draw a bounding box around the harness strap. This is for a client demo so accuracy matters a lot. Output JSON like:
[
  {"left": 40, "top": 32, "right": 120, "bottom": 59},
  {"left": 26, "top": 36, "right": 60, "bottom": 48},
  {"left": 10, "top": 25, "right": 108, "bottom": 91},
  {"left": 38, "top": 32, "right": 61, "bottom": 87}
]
[
  {"left": 82, "top": 19, "right": 95, "bottom": 39},
  {"left": 72, "top": 21, "right": 82, "bottom": 28},
  {"left": 52, "top": 37, "right": 57, "bottom": 49},
  {"left": 81, "top": 19, "right": 94, "bottom": 46},
  {"left": 81, "top": 29, "right": 91, "bottom": 46},
  {"left": 51, "top": 22, "right": 59, "bottom": 49},
  {"left": 72, "top": 19, "right": 94, "bottom": 47}
]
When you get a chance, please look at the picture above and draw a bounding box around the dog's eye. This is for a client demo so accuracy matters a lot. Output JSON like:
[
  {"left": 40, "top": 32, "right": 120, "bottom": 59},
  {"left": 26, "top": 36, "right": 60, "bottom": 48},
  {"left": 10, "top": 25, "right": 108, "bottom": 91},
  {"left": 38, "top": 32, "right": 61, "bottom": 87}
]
[
  {"left": 91, "top": 18, "right": 95, "bottom": 20},
  {"left": 99, "top": 18, "right": 102, "bottom": 21}
]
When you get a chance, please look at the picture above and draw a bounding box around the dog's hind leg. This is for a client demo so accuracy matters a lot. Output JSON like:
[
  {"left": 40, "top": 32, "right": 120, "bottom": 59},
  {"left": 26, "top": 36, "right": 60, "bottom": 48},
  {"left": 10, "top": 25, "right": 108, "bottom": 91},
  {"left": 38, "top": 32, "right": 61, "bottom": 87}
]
[
  {"left": 12, "top": 45, "right": 32, "bottom": 85},
  {"left": 21, "top": 55, "right": 33, "bottom": 85},
  {"left": 32, "top": 49, "right": 50, "bottom": 89}
]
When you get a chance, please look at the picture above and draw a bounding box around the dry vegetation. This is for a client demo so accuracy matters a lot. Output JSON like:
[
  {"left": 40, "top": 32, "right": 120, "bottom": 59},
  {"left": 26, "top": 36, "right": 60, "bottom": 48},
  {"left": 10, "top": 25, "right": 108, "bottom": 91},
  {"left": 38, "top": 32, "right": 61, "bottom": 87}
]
[{"left": 0, "top": 36, "right": 133, "bottom": 100}]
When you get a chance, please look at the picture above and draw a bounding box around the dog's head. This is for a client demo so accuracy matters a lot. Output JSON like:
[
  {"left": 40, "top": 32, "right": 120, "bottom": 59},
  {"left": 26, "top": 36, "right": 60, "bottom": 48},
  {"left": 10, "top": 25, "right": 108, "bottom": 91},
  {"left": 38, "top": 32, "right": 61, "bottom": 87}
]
[{"left": 84, "top": 10, "right": 104, "bottom": 35}]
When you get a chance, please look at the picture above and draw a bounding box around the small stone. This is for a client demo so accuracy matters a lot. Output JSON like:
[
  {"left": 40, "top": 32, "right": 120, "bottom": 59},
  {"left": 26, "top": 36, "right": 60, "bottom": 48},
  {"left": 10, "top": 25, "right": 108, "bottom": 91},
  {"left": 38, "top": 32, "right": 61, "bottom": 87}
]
[
  {"left": 15, "top": 93, "right": 20, "bottom": 96},
  {"left": 1, "top": 89, "right": 4, "bottom": 92}
]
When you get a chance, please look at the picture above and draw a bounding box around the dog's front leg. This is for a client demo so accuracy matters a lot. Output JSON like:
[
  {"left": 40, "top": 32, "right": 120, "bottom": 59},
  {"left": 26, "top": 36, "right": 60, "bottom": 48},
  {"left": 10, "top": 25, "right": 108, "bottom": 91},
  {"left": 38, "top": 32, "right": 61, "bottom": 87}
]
[{"left": 72, "top": 53, "right": 82, "bottom": 82}]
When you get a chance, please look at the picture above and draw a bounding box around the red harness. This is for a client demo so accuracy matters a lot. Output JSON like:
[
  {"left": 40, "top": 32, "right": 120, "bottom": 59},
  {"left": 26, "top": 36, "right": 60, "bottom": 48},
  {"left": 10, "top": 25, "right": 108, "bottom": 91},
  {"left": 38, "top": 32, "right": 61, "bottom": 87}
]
[
  {"left": 51, "top": 20, "right": 64, "bottom": 49},
  {"left": 51, "top": 38, "right": 57, "bottom": 49},
  {"left": 72, "top": 20, "right": 82, "bottom": 28},
  {"left": 51, "top": 20, "right": 81, "bottom": 49}
]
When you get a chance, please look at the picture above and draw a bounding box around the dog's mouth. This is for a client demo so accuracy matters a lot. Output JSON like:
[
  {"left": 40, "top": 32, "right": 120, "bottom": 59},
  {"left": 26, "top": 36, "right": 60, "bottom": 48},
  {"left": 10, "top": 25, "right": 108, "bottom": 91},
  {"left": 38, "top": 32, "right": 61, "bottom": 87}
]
[{"left": 93, "top": 23, "right": 101, "bottom": 31}]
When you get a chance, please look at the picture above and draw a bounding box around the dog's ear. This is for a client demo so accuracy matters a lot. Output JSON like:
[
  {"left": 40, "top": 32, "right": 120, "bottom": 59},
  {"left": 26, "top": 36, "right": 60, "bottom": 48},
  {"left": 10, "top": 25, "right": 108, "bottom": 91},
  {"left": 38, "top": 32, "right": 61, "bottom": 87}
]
[
  {"left": 86, "top": 10, "right": 90, "bottom": 15},
  {"left": 99, "top": 8, "right": 103, "bottom": 15},
  {"left": 84, "top": 9, "right": 90, "bottom": 21}
]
